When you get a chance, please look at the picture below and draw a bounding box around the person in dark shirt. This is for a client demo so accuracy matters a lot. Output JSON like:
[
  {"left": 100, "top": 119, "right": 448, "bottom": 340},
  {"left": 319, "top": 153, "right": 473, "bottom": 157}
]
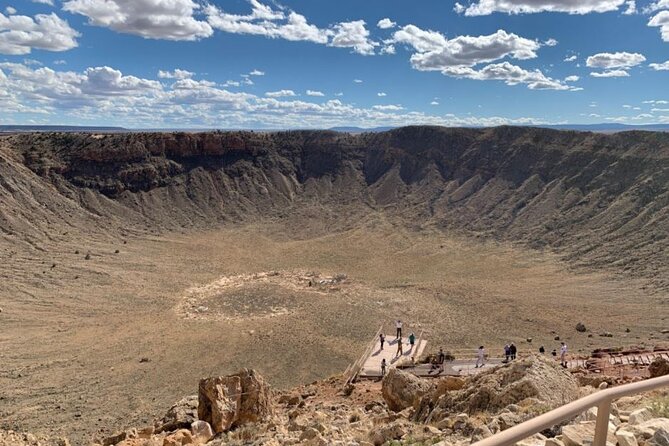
[
  {"left": 509, "top": 343, "right": 517, "bottom": 360},
  {"left": 379, "top": 333, "right": 385, "bottom": 350}
]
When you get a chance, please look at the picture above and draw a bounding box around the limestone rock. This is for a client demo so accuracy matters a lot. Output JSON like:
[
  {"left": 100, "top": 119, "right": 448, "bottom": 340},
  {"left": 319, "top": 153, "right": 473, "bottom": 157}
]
[
  {"left": 158, "top": 396, "right": 198, "bottom": 433},
  {"left": 627, "top": 418, "right": 669, "bottom": 440},
  {"left": 649, "top": 358, "right": 669, "bottom": 378},
  {"left": 369, "top": 422, "right": 407, "bottom": 446},
  {"left": 616, "top": 430, "right": 639, "bottom": 446},
  {"left": 190, "top": 421, "right": 213, "bottom": 443},
  {"left": 162, "top": 429, "right": 193, "bottom": 446},
  {"left": 629, "top": 408, "right": 653, "bottom": 425},
  {"left": 198, "top": 369, "right": 273, "bottom": 434},
  {"left": 381, "top": 368, "right": 431, "bottom": 412},
  {"left": 515, "top": 433, "right": 547, "bottom": 446},
  {"left": 545, "top": 438, "right": 565, "bottom": 446},
  {"left": 651, "top": 428, "right": 669, "bottom": 446},
  {"left": 561, "top": 421, "right": 616, "bottom": 446}
]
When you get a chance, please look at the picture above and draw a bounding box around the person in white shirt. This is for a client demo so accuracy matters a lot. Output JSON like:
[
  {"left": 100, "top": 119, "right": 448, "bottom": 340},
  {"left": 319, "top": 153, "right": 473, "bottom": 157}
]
[
  {"left": 475, "top": 346, "right": 486, "bottom": 368},
  {"left": 395, "top": 320, "right": 403, "bottom": 340},
  {"left": 560, "top": 342, "right": 568, "bottom": 368}
]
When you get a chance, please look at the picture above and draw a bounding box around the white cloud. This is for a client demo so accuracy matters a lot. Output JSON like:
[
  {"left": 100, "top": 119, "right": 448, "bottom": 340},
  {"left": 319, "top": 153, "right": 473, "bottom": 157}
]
[
  {"left": 372, "top": 104, "right": 403, "bottom": 111},
  {"left": 590, "top": 69, "right": 630, "bottom": 77},
  {"left": 265, "top": 89, "right": 296, "bottom": 97},
  {"left": 23, "top": 58, "right": 43, "bottom": 66},
  {"left": 32, "top": 0, "right": 54, "bottom": 5},
  {"left": 377, "top": 18, "right": 396, "bottom": 29},
  {"left": 377, "top": 92, "right": 387, "bottom": 97},
  {"left": 430, "top": 101, "right": 439, "bottom": 105},
  {"left": 564, "top": 54, "right": 578, "bottom": 62},
  {"left": 457, "top": 0, "right": 627, "bottom": 16},
  {"left": 652, "top": 108, "right": 669, "bottom": 112},
  {"left": 222, "top": 80, "right": 240, "bottom": 87},
  {"left": 353, "top": 79, "right": 363, "bottom": 83},
  {"left": 5, "top": 7, "right": 16, "bottom": 15},
  {"left": 394, "top": 27, "right": 540, "bottom": 71},
  {"left": 334, "top": 92, "right": 343, "bottom": 96},
  {"left": 205, "top": 1, "right": 327, "bottom": 44},
  {"left": 63, "top": 0, "right": 213, "bottom": 41},
  {"left": 650, "top": 60, "right": 669, "bottom": 70},
  {"left": 648, "top": 10, "right": 669, "bottom": 42},
  {"left": 643, "top": 0, "right": 669, "bottom": 13},
  {"left": 54, "top": 59, "right": 67, "bottom": 65},
  {"left": 249, "top": 69, "right": 264, "bottom": 76},
  {"left": 585, "top": 52, "right": 644, "bottom": 77},
  {"left": 565, "top": 75, "right": 580, "bottom": 82},
  {"left": 380, "top": 44, "right": 396, "bottom": 55},
  {"left": 441, "top": 61, "right": 579, "bottom": 90},
  {"left": 544, "top": 38, "right": 558, "bottom": 46},
  {"left": 328, "top": 20, "right": 377, "bottom": 55},
  {"left": 0, "top": 12, "right": 79, "bottom": 55},
  {"left": 623, "top": 1, "right": 637, "bottom": 14},
  {"left": 158, "top": 69, "right": 194, "bottom": 79},
  {"left": 454, "top": 3, "right": 467, "bottom": 13},
  {"left": 306, "top": 90, "right": 324, "bottom": 96}
]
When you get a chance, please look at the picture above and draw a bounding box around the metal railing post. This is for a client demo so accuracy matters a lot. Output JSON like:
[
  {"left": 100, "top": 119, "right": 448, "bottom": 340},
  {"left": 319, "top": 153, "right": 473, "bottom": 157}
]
[{"left": 593, "top": 400, "right": 612, "bottom": 446}]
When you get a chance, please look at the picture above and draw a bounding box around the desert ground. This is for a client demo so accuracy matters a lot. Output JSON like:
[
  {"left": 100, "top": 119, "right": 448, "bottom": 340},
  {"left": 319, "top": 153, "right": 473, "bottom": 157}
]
[{"left": 1, "top": 212, "right": 666, "bottom": 444}]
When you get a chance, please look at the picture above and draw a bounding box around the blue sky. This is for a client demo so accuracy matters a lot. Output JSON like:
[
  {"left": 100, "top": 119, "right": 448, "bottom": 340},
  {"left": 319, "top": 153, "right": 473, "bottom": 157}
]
[{"left": 1, "top": 0, "right": 669, "bottom": 129}]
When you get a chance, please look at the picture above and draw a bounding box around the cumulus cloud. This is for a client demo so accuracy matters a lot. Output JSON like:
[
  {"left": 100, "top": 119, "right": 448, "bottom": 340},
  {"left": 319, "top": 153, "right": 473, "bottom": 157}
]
[
  {"left": 590, "top": 69, "right": 630, "bottom": 77},
  {"left": 456, "top": 0, "right": 627, "bottom": 16},
  {"left": 353, "top": 79, "right": 363, "bottom": 83},
  {"left": 249, "top": 69, "right": 265, "bottom": 76},
  {"left": 393, "top": 27, "right": 540, "bottom": 71},
  {"left": 390, "top": 25, "right": 572, "bottom": 90},
  {"left": 430, "top": 101, "right": 439, "bottom": 105},
  {"left": 377, "top": 92, "right": 387, "bottom": 97},
  {"left": 442, "top": 61, "right": 579, "bottom": 90},
  {"left": 306, "top": 90, "right": 324, "bottom": 96},
  {"left": 205, "top": 1, "right": 328, "bottom": 44},
  {"left": 32, "top": 0, "right": 54, "bottom": 4},
  {"left": 623, "top": 1, "right": 637, "bottom": 14},
  {"left": 565, "top": 75, "right": 580, "bottom": 82},
  {"left": 544, "top": 38, "right": 558, "bottom": 46},
  {"left": 62, "top": 0, "right": 213, "bottom": 41},
  {"left": 265, "top": 89, "right": 296, "bottom": 97},
  {"left": 328, "top": 20, "right": 377, "bottom": 55},
  {"left": 649, "top": 60, "right": 669, "bottom": 70},
  {"left": 648, "top": 10, "right": 669, "bottom": 42},
  {"left": 5, "top": 7, "right": 16, "bottom": 15},
  {"left": 0, "top": 61, "right": 561, "bottom": 129},
  {"left": 643, "top": 0, "right": 669, "bottom": 13},
  {"left": 377, "top": 18, "right": 396, "bottom": 29},
  {"left": 0, "top": 12, "right": 79, "bottom": 55},
  {"left": 158, "top": 69, "right": 194, "bottom": 79},
  {"left": 564, "top": 54, "right": 578, "bottom": 62},
  {"left": 586, "top": 52, "right": 646, "bottom": 68},
  {"left": 372, "top": 104, "right": 403, "bottom": 111}
]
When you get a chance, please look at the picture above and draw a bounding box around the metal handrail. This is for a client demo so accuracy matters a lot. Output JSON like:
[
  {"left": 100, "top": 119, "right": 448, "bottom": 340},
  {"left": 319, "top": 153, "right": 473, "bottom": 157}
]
[{"left": 471, "top": 374, "right": 669, "bottom": 446}]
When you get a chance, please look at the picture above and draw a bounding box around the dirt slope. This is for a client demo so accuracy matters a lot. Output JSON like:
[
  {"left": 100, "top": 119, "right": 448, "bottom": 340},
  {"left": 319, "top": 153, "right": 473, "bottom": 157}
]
[{"left": 2, "top": 126, "right": 667, "bottom": 289}]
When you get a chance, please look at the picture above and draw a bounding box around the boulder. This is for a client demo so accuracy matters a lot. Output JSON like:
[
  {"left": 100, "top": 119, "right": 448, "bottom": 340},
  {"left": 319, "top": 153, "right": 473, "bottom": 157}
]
[
  {"left": 190, "top": 421, "right": 213, "bottom": 443},
  {"left": 576, "top": 323, "right": 587, "bottom": 333},
  {"left": 561, "top": 421, "right": 616, "bottom": 446},
  {"left": 651, "top": 428, "right": 669, "bottom": 446},
  {"left": 629, "top": 408, "right": 653, "bottom": 425},
  {"left": 198, "top": 369, "right": 273, "bottom": 434},
  {"left": 157, "top": 396, "right": 198, "bottom": 433},
  {"left": 649, "top": 358, "right": 669, "bottom": 378},
  {"left": 616, "top": 430, "right": 639, "bottom": 446},
  {"left": 381, "top": 368, "right": 431, "bottom": 412},
  {"left": 369, "top": 422, "right": 407, "bottom": 446},
  {"left": 515, "top": 433, "right": 547, "bottom": 446},
  {"left": 627, "top": 418, "right": 669, "bottom": 440},
  {"left": 435, "top": 377, "right": 466, "bottom": 394},
  {"left": 162, "top": 429, "right": 193, "bottom": 446},
  {"left": 545, "top": 438, "right": 565, "bottom": 446}
]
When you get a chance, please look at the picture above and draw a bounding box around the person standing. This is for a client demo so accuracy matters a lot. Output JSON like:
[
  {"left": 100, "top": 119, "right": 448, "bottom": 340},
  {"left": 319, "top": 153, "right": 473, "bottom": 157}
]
[
  {"left": 504, "top": 344, "right": 511, "bottom": 362},
  {"left": 475, "top": 346, "right": 486, "bottom": 368},
  {"left": 509, "top": 343, "right": 517, "bottom": 360},
  {"left": 408, "top": 332, "right": 416, "bottom": 350},
  {"left": 438, "top": 348, "right": 446, "bottom": 373},
  {"left": 381, "top": 358, "right": 387, "bottom": 376},
  {"left": 560, "top": 342, "right": 568, "bottom": 368},
  {"left": 395, "top": 320, "right": 403, "bottom": 340},
  {"left": 396, "top": 337, "right": 403, "bottom": 357},
  {"left": 379, "top": 333, "right": 385, "bottom": 350}
]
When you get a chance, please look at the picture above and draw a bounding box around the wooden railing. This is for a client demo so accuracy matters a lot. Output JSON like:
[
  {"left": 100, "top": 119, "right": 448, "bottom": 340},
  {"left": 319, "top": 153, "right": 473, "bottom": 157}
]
[
  {"left": 471, "top": 374, "right": 669, "bottom": 446},
  {"left": 344, "top": 325, "right": 384, "bottom": 384}
]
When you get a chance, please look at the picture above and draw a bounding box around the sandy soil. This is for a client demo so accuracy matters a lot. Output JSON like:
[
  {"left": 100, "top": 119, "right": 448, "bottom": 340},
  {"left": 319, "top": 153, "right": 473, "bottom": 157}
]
[{"left": 0, "top": 215, "right": 666, "bottom": 444}]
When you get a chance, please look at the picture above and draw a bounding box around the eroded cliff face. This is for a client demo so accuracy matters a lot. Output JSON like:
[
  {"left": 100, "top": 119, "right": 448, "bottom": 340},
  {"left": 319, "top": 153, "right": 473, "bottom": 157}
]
[{"left": 1, "top": 126, "right": 668, "bottom": 288}]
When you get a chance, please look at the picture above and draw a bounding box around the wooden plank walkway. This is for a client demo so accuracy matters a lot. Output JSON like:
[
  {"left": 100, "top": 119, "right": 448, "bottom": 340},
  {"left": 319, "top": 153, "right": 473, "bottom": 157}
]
[{"left": 359, "top": 335, "right": 428, "bottom": 378}]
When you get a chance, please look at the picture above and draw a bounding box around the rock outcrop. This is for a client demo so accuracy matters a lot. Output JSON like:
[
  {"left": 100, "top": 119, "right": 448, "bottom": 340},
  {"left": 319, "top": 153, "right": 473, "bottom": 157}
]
[
  {"left": 381, "top": 368, "right": 432, "bottom": 412},
  {"left": 415, "top": 354, "right": 579, "bottom": 423},
  {"left": 198, "top": 369, "right": 273, "bottom": 434}
]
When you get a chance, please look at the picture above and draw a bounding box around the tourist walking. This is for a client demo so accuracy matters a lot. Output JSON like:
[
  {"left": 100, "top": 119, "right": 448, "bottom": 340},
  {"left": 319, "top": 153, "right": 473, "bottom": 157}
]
[
  {"left": 475, "top": 346, "right": 486, "bottom": 368},
  {"left": 504, "top": 344, "right": 511, "bottom": 362},
  {"left": 560, "top": 342, "right": 568, "bottom": 368},
  {"left": 395, "top": 320, "right": 403, "bottom": 340},
  {"left": 509, "top": 343, "right": 517, "bottom": 360},
  {"left": 396, "top": 337, "right": 403, "bottom": 357},
  {"left": 381, "top": 358, "right": 387, "bottom": 376},
  {"left": 379, "top": 333, "right": 385, "bottom": 350},
  {"left": 438, "top": 348, "right": 445, "bottom": 373},
  {"left": 408, "top": 332, "right": 416, "bottom": 350}
]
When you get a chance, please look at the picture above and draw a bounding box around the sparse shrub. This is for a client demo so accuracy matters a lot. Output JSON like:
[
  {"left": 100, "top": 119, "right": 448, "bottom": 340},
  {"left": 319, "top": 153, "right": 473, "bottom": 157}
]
[
  {"left": 648, "top": 396, "right": 669, "bottom": 418},
  {"left": 84, "top": 253, "right": 91, "bottom": 260}
]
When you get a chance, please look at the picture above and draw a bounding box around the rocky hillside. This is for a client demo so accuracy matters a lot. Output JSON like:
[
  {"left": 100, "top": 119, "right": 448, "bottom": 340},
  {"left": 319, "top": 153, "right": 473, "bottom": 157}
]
[{"left": 1, "top": 126, "right": 668, "bottom": 288}]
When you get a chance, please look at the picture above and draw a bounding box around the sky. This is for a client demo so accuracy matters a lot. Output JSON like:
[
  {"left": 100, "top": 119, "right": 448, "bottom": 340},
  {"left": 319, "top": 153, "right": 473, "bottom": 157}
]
[{"left": 1, "top": 0, "right": 669, "bottom": 129}]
